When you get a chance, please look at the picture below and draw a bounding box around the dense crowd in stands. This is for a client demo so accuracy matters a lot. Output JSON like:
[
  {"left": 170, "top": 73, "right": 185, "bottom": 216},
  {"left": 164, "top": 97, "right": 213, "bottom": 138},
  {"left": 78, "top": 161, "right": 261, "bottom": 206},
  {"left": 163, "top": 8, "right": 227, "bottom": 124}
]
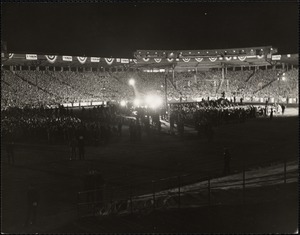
[{"left": 1, "top": 67, "right": 298, "bottom": 110}]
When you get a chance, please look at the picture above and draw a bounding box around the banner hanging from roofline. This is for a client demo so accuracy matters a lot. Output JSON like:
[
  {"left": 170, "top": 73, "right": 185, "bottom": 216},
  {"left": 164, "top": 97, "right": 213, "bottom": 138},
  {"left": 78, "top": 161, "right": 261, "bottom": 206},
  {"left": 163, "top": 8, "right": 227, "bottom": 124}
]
[
  {"left": 77, "top": 56, "right": 87, "bottom": 64},
  {"left": 154, "top": 58, "right": 162, "bottom": 63},
  {"left": 26, "top": 54, "right": 37, "bottom": 60},
  {"left": 91, "top": 57, "right": 100, "bottom": 62},
  {"left": 62, "top": 56, "right": 73, "bottom": 61},
  {"left": 45, "top": 55, "right": 57, "bottom": 63},
  {"left": 121, "top": 58, "right": 129, "bottom": 63}
]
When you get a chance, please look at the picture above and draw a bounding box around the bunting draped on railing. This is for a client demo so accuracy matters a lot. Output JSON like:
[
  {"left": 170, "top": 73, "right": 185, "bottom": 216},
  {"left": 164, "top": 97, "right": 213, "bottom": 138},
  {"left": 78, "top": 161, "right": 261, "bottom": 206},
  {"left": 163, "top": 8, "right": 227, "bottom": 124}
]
[
  {"left": 238, "top": 56, "right": 246, "bottom": 61},
  {"left": 182, "top": 58, "right": 190, "bottom": 62},
  {"left": 195, "top": 57, "right": 203, "bottom": 62},
  {"left": 77, "top": 57, "right": 87, "bottom": 64},
  {"left": 104, "top": 58, "right": 114, "bottom": 65},
  {"left": 45, "top": 55, "right": 57, "bottom": 63},
  {"left": 2, "top": 51, "right": 277, "bottom": 68},
  {"left": 257, "top": 55, "right": 264, "bottom": 59}
]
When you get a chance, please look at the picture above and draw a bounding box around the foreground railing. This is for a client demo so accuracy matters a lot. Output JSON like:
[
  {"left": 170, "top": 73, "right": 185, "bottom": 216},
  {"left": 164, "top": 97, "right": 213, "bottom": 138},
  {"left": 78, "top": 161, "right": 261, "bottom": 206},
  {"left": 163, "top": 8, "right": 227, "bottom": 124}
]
[{"left": 76, "top": 159, "right": 298, "bottom": 218}]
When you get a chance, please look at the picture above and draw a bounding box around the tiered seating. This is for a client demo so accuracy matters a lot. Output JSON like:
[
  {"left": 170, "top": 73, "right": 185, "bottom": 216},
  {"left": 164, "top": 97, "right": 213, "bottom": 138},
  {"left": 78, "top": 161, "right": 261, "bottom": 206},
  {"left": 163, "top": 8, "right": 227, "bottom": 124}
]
[{"left": 1, "top": 67, "right": 298, "bottom": 110}]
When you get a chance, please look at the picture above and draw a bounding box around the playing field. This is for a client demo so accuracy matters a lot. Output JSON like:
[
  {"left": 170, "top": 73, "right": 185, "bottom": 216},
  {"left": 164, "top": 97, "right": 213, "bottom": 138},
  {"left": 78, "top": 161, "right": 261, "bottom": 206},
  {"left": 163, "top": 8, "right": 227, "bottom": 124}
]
[{"left": 1, "top": 109, "right": 298, "bottom": 233}]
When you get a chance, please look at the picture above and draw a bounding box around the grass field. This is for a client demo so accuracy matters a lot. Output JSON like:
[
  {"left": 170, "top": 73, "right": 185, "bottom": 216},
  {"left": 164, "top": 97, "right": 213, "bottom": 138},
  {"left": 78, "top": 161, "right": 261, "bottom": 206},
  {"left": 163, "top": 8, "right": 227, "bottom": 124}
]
[{"left": 1, "top": 109, "right": 298, "bottom": 233}]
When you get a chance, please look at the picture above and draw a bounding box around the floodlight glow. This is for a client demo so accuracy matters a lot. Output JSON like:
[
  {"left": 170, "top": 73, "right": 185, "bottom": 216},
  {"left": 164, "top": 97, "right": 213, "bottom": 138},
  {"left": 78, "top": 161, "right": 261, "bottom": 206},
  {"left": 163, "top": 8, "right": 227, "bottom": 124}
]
[
  {"left": 145, "top": 94, "right": 163, "bottom": 109},
  {"left": 129, "top": 79, "right": 135, "bottom": 86},
  {"left": 133, "top": 98, "right": 140, "bottom": 106},
  {"left": 282, "top": 76, "right": 286, "bottom": 81},
  {"left": 120, "top": 100, "right": 126, "bottom": 106}
]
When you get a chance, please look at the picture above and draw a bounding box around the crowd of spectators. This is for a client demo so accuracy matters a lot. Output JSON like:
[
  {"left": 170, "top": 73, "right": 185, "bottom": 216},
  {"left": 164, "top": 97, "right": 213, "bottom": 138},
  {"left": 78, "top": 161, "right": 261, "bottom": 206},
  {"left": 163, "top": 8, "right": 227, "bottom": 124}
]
[
  {"left": 1, "top": 104, "right": 125, "bottom": 146},
  {"left": 168, "top": 98, "right": 283, "bottom": 139},
  {"left": 1, "top": 67, "right": 298, "bottom": 110}
]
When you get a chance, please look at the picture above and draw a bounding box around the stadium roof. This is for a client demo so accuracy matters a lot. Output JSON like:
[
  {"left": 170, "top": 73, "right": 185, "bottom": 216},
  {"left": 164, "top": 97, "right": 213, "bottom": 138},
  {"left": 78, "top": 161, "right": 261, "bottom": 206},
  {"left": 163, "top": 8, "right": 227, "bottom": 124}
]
[{"left": 1, "top": 51, "right": 298, "bottom": 71}]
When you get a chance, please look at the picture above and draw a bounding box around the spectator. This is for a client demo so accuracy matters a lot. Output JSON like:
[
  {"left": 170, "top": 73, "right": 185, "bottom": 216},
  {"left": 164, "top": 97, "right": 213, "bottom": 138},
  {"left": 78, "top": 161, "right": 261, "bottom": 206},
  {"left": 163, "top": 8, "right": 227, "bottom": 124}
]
[
  {"left": 24, "top": 184, "right": 40, "bottom": 226},
  {"left": 78, "top": 136, "right": 85, "bottom": 160},
  {"left": 223, "top": 148, "right": 231, "bottom": 175}
]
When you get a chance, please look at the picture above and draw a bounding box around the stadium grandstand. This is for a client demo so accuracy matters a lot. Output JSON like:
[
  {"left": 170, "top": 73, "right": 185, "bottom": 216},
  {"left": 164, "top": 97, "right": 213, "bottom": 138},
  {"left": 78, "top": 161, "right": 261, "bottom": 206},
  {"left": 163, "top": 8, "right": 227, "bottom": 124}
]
[
  {"left": 1, "top": 45, "right": 298, "bottom": 233},
  {"left": 1, "top": 46, "right": 298, "bottom": 110}
]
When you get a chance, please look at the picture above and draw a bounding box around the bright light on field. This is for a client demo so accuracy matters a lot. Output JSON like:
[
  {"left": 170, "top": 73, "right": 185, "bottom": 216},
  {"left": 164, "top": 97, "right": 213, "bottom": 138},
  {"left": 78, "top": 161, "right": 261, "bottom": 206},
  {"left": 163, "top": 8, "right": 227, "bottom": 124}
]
[
  {"left": 120, "top": 100, "right": 126, "bottom": 106},
  {"left": 145, "top": 94, "right": 163, "bottom": 109},
  {"left": 129, "top": 79, "right": 135, "bottom": 86},
  {"left": 133, "top": 98, "right": 140, "bottom": 106}
]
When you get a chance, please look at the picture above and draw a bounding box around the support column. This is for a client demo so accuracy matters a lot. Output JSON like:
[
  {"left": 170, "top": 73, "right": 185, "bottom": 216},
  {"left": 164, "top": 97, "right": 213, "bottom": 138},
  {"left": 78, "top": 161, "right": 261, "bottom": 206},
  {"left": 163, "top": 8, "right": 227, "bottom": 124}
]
[
  {"left": 166, "top": 69, "right": 170, "bottom": 121},
  {"left": 172, "top": 66, "right": 175, "bottom": 85},
  {"left": 222, "top": 66, "right": 225, "bottom": 79}
]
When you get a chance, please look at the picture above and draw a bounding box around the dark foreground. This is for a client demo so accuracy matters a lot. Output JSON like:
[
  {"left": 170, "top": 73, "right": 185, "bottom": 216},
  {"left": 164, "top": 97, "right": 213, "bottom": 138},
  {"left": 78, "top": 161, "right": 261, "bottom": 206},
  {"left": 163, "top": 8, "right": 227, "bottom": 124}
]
[
  {"left": 1, "top": 114, "right": 298, "bottom": 233},
  {"left": 50, "top": 183, "right": 298, "bottom": 233}
]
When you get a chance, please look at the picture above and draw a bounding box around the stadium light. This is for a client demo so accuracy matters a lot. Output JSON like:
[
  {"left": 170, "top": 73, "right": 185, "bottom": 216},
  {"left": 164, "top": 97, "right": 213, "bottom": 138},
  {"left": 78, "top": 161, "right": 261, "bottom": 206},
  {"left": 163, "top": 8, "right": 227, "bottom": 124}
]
[
  {"left": 129, "top": 79, "right": 135, "bottom": 86},
  {"left": 145, "top": 94, "right": 163, "bottom": 109},
  {"left": 120, "top": 100, "right": 126, "bottom": 106},
  {"left": 133, "top": 98, "right": 140, "bottom": 106}
]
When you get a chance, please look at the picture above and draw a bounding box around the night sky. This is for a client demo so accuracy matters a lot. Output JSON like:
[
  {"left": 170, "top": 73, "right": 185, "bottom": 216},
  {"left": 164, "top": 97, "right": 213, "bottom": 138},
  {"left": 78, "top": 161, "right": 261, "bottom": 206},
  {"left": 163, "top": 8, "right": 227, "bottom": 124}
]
[{"left": 1, "top": 2, "right": 299, "bottom": 58}]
